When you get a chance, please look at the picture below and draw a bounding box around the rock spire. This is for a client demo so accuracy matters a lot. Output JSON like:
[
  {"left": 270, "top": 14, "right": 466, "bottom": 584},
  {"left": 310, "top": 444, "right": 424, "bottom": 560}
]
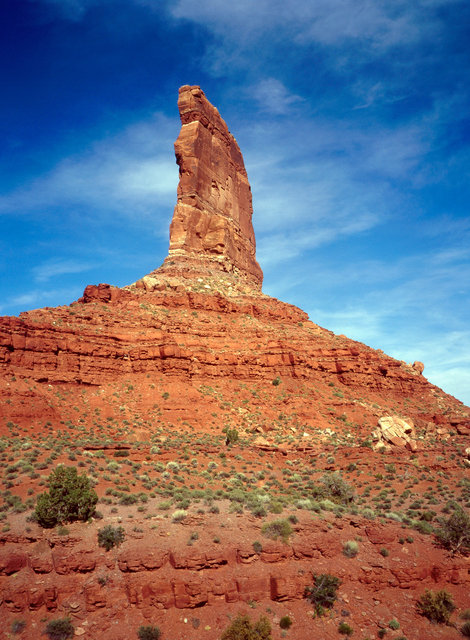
[{"left": 159, "top": 85, "right": 263, "bottom": 290}]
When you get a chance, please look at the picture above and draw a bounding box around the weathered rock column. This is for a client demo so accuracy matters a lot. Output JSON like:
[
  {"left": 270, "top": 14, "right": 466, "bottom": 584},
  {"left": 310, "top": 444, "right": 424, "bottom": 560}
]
[{"left": 162, "top": 85, "right": 263, "bottom": 290}]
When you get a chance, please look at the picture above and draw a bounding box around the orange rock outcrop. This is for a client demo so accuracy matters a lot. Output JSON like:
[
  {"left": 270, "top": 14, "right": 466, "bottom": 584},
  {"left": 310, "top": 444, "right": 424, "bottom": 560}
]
[{"left": 158, "top": 84, "right": 263, "bottom": 290}]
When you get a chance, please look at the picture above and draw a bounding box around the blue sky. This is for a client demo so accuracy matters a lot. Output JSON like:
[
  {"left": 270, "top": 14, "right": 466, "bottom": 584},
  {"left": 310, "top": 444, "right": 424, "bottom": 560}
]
[{"left": 1, "top": 0, "right": 469, "bottom": 405}]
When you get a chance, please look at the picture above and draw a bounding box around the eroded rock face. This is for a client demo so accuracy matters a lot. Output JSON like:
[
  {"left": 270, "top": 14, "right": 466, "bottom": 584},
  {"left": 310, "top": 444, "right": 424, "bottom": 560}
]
[{"left": 162, "top": 85, "right": 263, "bottom": 289}]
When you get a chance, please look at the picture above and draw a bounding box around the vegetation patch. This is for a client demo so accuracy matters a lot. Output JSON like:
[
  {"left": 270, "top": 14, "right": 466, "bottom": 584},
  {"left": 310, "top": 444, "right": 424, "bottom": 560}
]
[
  {"left": 221, "top": 614, "right": 272, "bottom": 640},
  {"left": 304, "top": 573, "right": 340, "bottom": 616},
  {"left": 98, "top": 524, "right": 125, "bottom": 551},
  {"left": 261, "top": 518, "right": 293, "bottom": 543},
  {"left": 34, "top": 466, "right": 97, "bottom": 527},
  {"left": 417, "top": 589, "right": 455, "bottom": 624}
]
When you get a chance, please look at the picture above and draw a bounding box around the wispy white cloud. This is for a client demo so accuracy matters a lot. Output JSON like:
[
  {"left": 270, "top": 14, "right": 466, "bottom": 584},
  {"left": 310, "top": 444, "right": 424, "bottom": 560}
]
[
  {"left": 297, "top": 247, "right": 470, "bottom": 403},
  {"left": 170, "top": 0, "right": 464, "bottom": 56},
  {"left": 256, "top": 212, "right": 378, "bottom": 269},
  {"left": 0, "top": 113, "right": 178, "bottom": 228},
  {"left": 0, "top": 288, "right": 82, "bottom": 315},
  {"left": 238, "top": 109, "right": 432, "bottom": 268},
  {"left": 251, "top": 79, "right": 303, "bottom": 115},
  {"left": 32, "top": 259, "right": 94, "bottom": 283}
]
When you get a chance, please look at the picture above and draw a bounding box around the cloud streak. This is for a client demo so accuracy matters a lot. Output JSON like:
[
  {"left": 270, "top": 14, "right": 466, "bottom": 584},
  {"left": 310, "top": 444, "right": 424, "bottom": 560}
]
[
  {"left": 32, "top": 259, "right": 94, "bottom": 283},
  {"left": 0, "top": 113, "right": 178, "bottom": 226}
]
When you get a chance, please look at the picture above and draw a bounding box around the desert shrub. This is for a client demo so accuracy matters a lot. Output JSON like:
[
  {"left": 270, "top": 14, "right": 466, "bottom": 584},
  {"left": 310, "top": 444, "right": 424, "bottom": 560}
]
[
  {"left": 35, "top": 466, "right": 97, "bottom": 528},
  {"left": 388, "top": 619, "right": 400, "bottom": 630},
  {"left": 377, "top": 630, "right": 386, "bottom": 638},
  {"left": 269, "top": 501, "right": 283, "bottom": 514},
  {"left": 251, "top": 504, "right": 267, "bottom": 518},
  {"left": 338, "top": 621, "right": 353, "bottom": 635},
  {"left": 172, "top": 509, "right": 187, "bottom": 522},
  {"left": 419, "top": 510, "right": 435, "bottom": 522},
  {"left": 137, "top": 625, "right": 161, "bottom": 640},
  {"left": 343, "top": 540, "right": 358, "bottom": 557},
  {"left": 113, "top": 449, "right": 129, "bottom": 457},
  {"left": 119, "top": 494, "right": 139, "bottom": 505},
  {"left": 56, "top": 525, "right": 70, "bottom": 536},
  {"left": 45, "top": 618, "right": 74, "bottom": 640},
  {"left": 272, "top": 376, "right": 281, "bottom": 386},
  {"left": 221, "top": 614, "right": 272, "bottom": 640},
  {"left": 435, "top": 506, "right": 470, "bottom": 554},
  {"left": 413, "top": 520, "right": 433, "bottom": 535},
  {"left": 304, "top": 573, "right": 340, "bottom": 616},
  {"left": 380, "top": 548, "right": 389, "bottom": 557},
  {"left": 98, "top": 525, "right": 125, "bottom": 551},
  {"left": 225, "top": 428, "right": 239, "bottom": 445},
  {"left": 261, "top": 519, "right": 293, "bottom": 543},
  {"left": 253, "top": 540, "right": 263, "bottom": 553},
  {"left": 11, "top": 619, "right": 26, "bottom": 634},
  {"left": 279, "top": 616, "right": 292, "bottom": 629},
  {"left": 461, "top": 621, "right": 470, "bottom": 637},
  {"left": 313, "top": 473, "right": 354, "bottom": 505},
  {"left": 417, "top": 589, "right": 455, "bottom": 624}
]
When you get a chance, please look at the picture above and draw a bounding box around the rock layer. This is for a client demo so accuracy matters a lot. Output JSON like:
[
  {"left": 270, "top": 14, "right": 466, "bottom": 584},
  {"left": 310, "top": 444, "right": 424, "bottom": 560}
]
[
  {"left": 1, "top": 514, "right": 469, "bottom": 639},
  {"left": 160, "top": 85, "right": 263, "bottom": 289}
]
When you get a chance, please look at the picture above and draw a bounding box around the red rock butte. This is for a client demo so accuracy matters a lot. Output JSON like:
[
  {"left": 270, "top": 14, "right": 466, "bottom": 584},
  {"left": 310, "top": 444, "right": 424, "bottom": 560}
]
[{"left": 142, "top": 85, "right": 263, "bottom": 293}]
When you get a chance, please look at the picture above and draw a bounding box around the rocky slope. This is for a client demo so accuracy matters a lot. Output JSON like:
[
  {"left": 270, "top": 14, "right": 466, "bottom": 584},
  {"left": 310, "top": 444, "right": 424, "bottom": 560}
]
[{"left": 0, "top": 86, "right": 468, "bottom": 640}]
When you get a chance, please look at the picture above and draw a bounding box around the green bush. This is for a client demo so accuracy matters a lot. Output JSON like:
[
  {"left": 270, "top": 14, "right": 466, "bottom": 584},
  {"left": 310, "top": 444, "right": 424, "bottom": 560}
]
[
  {"left": 45, "top": 618, "right": 74, "bottom": 640},
  {"left": 272, "top": 377, "right": 281, "bottom": 386},
  {"left": 304, "top": 573, "right": 340, "bottom": 616},
  {"left": 113, "top": 449, "right": 129, "bottom": 457},
  {"left": 435, "top": 506, "right": 470, "bottom": 554},
  {"left": 413, "top": 520, "right": 433, "bottom": 534},
  {"left": 279, "top": 616, "right": 292, "bottom": 629},
  {"left": 343, "top": 540, "right": 358, "bottom": 557},
  {"left": 225, "top": 428, "right": 239, "bottom": 445},
  {"left": 119, "top": 494, "right": 139, "bottom": 505},
  {"left": 253, "top": 540, "right": 263, "bottom": 553},
  {"left": 172, "top": 509, "right": 187, "bottom": 522},
  {"left": 388, "top": 619, "right": 400, "bottom": 630},
  {"left": 34, "top": 466, "right": 97, "bottom": 528},
  {"left": 98, "top": 525, "right": 125, "bottom": 551},
  {"left": 417, "top": 589, "right": 455, "bottom": 624},
  {"left": 338, "top": 621, "right": 353, "bottom": 635},
  {"left": 251, "top": 504, "right": 267, "bottom": 518},
  {"left": 221, "top": 614, "right": 271, "bottom": 640},
  {"left": 137, "top": 625, "right": 161, "bottom": 640},
  {"left": 261, "top": 519, "right": 293, "bottom": 543},
  {"left": 313, "top": 473, "right": 354, "bottom": 505}
]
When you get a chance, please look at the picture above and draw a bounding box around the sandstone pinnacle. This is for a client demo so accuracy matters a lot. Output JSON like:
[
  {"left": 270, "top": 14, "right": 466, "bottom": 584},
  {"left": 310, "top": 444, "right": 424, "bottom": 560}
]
[{"left": 140, "top": 85, "right": 263, "bottom": 294}]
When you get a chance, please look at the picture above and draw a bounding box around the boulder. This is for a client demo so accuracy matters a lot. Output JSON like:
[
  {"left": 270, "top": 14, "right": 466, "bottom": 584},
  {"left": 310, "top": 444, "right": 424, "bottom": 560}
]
[
  {"left": 412, "top": 361, "right": 425, "bottom": 374},
  {"left": 372, "top": 416, "right": 417, "bottom": 451}
]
